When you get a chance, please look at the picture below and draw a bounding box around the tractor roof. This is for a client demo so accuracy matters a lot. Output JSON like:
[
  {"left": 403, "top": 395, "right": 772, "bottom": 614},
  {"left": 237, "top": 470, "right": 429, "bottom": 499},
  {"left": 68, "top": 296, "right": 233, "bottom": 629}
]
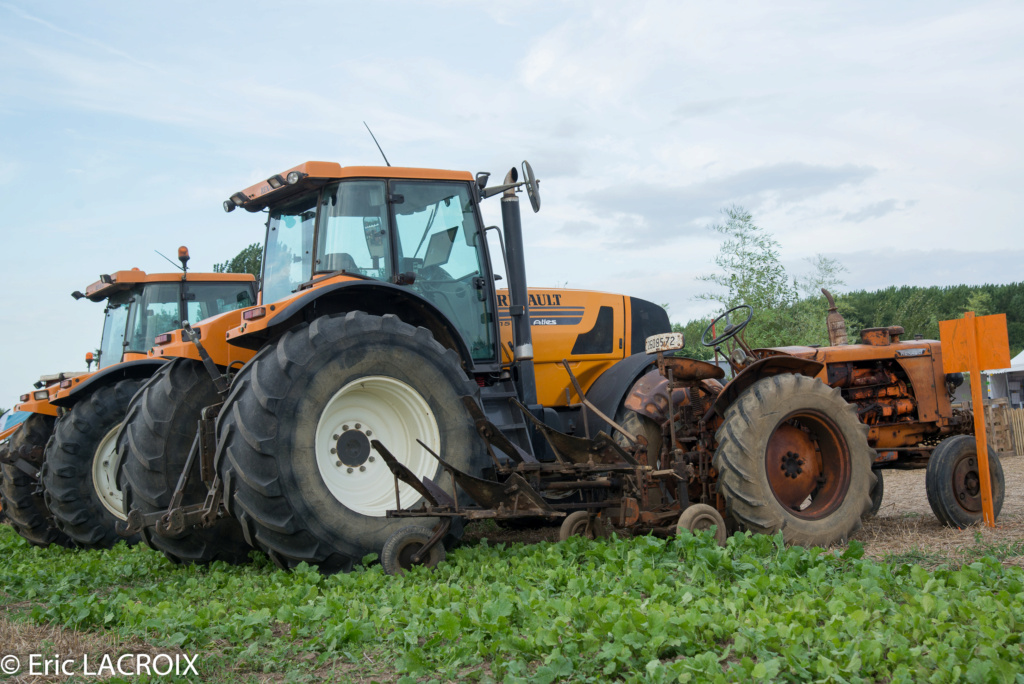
[
  {"left": 83, "top": 269, "right": 255, "bottom": 302},
  {"left": 226, "top": 161, "right": 474, "bottom": 213}
]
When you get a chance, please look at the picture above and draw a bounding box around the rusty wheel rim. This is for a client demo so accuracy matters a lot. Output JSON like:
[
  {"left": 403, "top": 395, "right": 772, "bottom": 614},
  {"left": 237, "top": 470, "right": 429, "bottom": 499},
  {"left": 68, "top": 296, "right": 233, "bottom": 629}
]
[
  {"left": 765, "top": 410, "right": 851, "bottom": 520},
  {"left": 950, "top": 452, "right": 982, "bottom": 513}
]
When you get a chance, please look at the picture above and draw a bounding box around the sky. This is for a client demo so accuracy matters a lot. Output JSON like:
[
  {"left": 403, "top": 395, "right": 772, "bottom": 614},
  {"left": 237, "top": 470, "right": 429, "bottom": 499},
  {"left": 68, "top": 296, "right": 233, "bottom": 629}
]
[{"left": 1, "top": 1, "right": 1022, "bottom": 403}]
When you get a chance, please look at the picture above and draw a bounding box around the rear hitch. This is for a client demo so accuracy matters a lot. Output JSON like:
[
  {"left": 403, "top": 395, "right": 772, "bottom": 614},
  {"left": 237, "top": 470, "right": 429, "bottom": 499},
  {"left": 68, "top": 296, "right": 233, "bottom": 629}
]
[{"left": 117, "top": 403, "right": 226, "bottom": 538}]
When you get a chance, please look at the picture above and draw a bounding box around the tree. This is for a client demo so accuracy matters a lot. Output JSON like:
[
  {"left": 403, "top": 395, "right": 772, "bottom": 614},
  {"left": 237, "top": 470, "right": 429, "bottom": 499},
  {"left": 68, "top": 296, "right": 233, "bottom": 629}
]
[
  {"left": 795, "top": 254, "right": 847, "bottom": 299},
  {"left": 671, "top": 318, "right": 715, "bottom": 360},
  {"left": 963, "top": 289, "right": 992, "bottom": 317},
  {"left": 697, "top": 205, "right": 795, "bottom": 312},
  {"left": 214, "top": 243, "right": 262, "bottom": 278},
  {"left": 696, "top": 206, "right": 833, "bottom": 348}
]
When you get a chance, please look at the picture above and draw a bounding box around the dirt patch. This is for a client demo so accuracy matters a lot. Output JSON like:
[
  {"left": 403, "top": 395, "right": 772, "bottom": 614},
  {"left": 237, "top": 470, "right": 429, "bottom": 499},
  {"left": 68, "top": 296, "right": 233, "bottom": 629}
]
[
  {"left": 854, "top": 454, "right": 1024, "bottom": 563},
  {"left": 0, "top": 604, "right": 186, "bottom": 683}
]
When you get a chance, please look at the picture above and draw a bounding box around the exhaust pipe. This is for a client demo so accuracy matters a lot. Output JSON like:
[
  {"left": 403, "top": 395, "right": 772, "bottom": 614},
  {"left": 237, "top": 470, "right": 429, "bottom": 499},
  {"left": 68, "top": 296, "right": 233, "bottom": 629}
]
[
  {"left": 500, "top": 167, "right": 537, "bottom": 406},
  {"left": 822, "top": 289, "right": 848, "bottom": 346}
]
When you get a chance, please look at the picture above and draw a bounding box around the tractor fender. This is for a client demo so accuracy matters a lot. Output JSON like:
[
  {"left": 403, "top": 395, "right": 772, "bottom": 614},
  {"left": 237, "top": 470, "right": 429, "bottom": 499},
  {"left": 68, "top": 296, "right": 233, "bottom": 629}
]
[
  {"left": 240, "top": 281, "right": 475, "bottom": 370},
  {"left": 709, "top": 355, "right": 825, "bottom": 419},
  {"left": 51, "top": 359, "right": 167, "bottom": 408},
  {"left": 582, "top": 353, "right": 658, "bottom": 436}
]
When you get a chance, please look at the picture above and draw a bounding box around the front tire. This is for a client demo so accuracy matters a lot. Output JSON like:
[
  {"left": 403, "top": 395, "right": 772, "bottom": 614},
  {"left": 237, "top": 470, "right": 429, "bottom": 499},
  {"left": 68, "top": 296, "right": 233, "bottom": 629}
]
[
  {"left": 676, "top": 503, "right": 727, "bottom": 546},
  {"left": 713, "top": 374, "right": 873, "bottom": 547},
  {"left": 119, "top": 359, "right": 253, "bottom": 565},
  {"left": 925, "top": 435, "right": 1004, "bottom": 528},
  {"left": 381, "top": 526, "right": 446, "bottom": 575},
  {"left": 0, "top": 414, "right": 72, "bottom": 547},
  {"left": 864, "top": 470, "right": 884, "bottom": 519},
  {"left": 218, "top": 312, "right": 486, "bottom": 573},
  {"left": 42, "top": 379, "right": 144, "bottom": 548}
]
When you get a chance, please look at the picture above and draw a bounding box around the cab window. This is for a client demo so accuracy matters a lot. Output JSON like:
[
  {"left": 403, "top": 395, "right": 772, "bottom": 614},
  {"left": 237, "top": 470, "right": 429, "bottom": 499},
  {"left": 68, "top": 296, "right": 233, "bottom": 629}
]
[
  {"left": 316, "top": 180, "right": 390, "bottom": 280},
  {"left": 186, "top": 281, "right": 256, "bottom": 323},
  {"left": 126, "top": 283, "right": 181, "bottom": 353},
  {"left": 263, "top": 194, "right": 317, "bottom": 305},
  {"left": 393, "top": 181, "right": 495, "bottom": 361}
]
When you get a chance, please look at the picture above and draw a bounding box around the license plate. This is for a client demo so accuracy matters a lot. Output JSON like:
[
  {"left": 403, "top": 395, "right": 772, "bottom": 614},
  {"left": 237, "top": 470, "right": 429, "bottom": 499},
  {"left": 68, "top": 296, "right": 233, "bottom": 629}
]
[{"left": 645, "top": 332, "right": 684, "bottom": 354}]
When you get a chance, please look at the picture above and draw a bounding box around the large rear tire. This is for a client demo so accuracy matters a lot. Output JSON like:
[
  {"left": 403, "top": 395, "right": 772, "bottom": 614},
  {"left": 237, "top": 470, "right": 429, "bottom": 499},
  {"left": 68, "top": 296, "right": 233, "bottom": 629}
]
[
  {"left": 217, "top": 312, "right": 485, "bottom": 573},
  {"left": 713, "top": 374, "right": 873, "bottom": 546},
  {"left": 41, "top": 379, "right": 144, "bottom": 548},
  {"left": 925, "top": 435, "right": 1004, "bottom": 528},
  {"left": 119, "top": 359, "right": 253, "bottom": 565},
  {"left": 0, "top": 414, "right": 72, "bottom": 547}
]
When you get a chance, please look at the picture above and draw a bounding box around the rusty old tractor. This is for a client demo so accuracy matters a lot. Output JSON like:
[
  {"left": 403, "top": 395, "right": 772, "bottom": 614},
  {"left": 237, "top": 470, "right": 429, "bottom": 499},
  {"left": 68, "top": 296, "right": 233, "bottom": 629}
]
[{"left": 377, "top": 294, "right": 999, "bottom": 573}]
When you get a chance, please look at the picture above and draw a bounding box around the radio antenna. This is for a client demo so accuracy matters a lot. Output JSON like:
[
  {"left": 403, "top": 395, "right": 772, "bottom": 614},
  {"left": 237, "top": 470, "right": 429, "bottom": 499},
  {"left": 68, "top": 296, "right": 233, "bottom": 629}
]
[
  {"left": 154, "top": 249, "right": 185, "bottom": 272},
  {"left": 363, "top": 122, "right": 391, "bottom": 167}
]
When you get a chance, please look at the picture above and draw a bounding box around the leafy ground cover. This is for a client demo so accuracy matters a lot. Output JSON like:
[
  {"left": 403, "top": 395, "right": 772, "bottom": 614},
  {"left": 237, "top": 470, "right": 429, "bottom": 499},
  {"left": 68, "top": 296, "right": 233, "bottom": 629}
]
[{"left": 1, "top": 523, "right": 1022, "bottom": 683}]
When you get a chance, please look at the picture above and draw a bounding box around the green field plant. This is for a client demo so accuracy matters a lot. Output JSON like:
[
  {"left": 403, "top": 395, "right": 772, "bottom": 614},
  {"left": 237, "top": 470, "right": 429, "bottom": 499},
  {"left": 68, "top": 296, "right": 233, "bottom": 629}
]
[{"left": 0, "top": 525, "right": 1021, "bottom": 682}]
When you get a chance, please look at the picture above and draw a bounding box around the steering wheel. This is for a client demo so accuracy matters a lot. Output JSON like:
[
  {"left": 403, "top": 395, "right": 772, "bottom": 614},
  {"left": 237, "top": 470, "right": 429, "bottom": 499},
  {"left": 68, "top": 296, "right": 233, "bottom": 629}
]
[{"left": 701, "top": 305, "right": 753, "bottom": 347}]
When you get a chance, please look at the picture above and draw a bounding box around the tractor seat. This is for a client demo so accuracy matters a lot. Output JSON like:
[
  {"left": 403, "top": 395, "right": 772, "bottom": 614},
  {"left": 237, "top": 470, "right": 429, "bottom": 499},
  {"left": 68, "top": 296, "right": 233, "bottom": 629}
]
[{"left": 662, "top": 357, "right": 726, "bottom": 381}]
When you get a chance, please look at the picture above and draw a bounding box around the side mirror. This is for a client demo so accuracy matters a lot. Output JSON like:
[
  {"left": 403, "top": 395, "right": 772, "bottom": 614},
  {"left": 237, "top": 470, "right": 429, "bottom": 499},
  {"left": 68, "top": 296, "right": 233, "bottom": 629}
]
[{"left": 522, "top": 161, "right": 540, "bottom": 213}]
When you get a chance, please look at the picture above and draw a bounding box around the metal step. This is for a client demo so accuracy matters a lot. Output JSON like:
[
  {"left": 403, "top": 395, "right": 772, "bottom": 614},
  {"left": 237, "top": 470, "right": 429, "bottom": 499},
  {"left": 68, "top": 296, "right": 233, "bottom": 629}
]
[{"left": 479, "top": 381, "right": 535, "bottom": 461}]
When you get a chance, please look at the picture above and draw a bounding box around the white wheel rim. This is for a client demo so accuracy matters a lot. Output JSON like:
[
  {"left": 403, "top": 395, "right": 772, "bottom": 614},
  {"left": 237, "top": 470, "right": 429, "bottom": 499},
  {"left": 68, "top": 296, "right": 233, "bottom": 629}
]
[
  {"left": 315, "top": 375, "right": 440, "bottom": 517},
  {"left": 92, "top": 425, "right": 126, "bottom": 520}
]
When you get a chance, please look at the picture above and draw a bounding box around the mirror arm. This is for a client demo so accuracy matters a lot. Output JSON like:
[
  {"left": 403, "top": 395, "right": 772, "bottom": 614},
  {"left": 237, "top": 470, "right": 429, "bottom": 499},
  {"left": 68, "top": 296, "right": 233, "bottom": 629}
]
[{"left": 480, "top": 181, "right": 522, "bottom": 199}]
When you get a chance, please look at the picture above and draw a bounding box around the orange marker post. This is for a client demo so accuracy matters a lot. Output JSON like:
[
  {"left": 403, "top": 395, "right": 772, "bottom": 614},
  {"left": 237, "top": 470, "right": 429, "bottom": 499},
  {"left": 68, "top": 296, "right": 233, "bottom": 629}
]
[{"left": 938, "top": 312, "right": 1011, "bottom": 527}]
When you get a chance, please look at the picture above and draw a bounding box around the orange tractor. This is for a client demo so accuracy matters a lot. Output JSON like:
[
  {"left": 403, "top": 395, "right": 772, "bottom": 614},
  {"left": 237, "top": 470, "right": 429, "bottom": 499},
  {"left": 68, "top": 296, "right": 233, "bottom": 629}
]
[
  {"left": 0, "top": 261, "right": 255, "bottom": 549},
  {"left": 116, "top": 161, "right": 672, "bottom": 570}
]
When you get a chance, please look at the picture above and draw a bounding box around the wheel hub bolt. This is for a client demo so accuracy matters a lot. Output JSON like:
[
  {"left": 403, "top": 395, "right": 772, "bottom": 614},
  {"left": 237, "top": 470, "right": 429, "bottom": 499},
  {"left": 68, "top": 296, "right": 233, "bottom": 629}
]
[
  {"left": 368, "top": 456, "right": 375, "bottom": 463},
  {"left": 343, "top": 425, "right": 349, "bottom": 431},
  {"left": 330, "top": 447, "right": 337, "bottom": 454},
  {"left": 355, "top": 423, "right": 361, "bottom": 429},
  {"left": 335, "top": 460, "right": 341, "bottom": 467},
  {"left": 359, "top": 465, "right": 366, "bottom": 472},
  {"left": 781, "top": 451, "right": 804, "bottom": 478},
  {"left": 347, "top": 467, "right": 354, "bottom": 474}
]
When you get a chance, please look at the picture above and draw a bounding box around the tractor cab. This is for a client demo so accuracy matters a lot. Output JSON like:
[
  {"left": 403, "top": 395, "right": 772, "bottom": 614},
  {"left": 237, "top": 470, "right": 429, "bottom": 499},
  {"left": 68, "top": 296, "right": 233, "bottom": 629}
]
[
  {"left": 82, "top": 267, "right": 256, "bottom": 369},
  {"left": 242, "top": 166, "right": 499, "bottom": 364}
]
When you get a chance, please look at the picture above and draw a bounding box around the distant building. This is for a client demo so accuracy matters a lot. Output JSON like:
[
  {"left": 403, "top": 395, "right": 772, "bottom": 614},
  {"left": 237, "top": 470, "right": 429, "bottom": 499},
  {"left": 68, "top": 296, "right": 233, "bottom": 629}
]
[{"left": 984, "top": 349, "right": 1024, "bottom": 409}]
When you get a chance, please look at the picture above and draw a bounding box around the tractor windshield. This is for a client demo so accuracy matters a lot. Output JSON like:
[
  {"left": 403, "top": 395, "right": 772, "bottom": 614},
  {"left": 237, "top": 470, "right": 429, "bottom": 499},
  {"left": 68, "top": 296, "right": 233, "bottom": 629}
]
[
  {"left": 393, "top": 181, "right": 495, "bottom": 361},
  {"left": 263, "top": 193, "right": 317, "bottom": 305},
  {"left": 315, "top": 180, "right": 390, "bottom": 280},
  {"left": 98, "top": 290, "right": 134, "bottom": 368},
  {"left": 126, "top": 282, "right": 183, "bottom": 354}
]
